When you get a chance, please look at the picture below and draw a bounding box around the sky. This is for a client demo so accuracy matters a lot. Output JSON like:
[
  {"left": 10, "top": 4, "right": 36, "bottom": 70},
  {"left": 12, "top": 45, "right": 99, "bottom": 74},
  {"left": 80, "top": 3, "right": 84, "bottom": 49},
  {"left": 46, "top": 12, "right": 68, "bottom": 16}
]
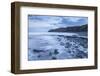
[{"left": 28, "top": 15, "right": 88, "bottom": 32}]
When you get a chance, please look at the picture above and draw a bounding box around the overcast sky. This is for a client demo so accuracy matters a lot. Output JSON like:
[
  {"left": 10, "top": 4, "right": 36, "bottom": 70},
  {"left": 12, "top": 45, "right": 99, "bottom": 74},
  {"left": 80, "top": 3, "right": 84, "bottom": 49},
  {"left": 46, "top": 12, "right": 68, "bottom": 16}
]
[{"left": 28, "top": 15, "right": 88, "bottom": 32}]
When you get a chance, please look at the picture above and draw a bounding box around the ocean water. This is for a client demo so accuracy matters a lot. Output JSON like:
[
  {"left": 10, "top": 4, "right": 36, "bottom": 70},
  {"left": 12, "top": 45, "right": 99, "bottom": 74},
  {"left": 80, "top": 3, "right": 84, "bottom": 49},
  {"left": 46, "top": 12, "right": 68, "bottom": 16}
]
[{"left": 28, "top": 32, "right": 88, "bottom": 61}]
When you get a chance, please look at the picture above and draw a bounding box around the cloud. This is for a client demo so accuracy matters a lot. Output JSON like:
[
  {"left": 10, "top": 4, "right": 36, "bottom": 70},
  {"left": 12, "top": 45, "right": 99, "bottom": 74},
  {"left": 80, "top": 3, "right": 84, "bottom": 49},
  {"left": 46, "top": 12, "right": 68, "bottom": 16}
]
[
  {"left": 61, "top": 17, "right": 88, "bottom": 26},
  {"left": 28, "top": 15, "right": 62, "bottom": 30},
  {"left": 28, "top": 15, "right": 88, "bottom": 32},
  {"left": 68, "top": 17, "right": 82, "bottom": 22},
  {"left": 29, "top": 15, "right": 62, "bottom": 25}
]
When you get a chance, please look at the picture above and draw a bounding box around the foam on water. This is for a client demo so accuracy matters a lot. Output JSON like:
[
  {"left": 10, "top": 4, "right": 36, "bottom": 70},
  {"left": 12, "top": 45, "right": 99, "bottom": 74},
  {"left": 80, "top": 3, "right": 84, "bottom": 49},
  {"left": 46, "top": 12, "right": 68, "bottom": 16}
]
[{"left": 28, "top": 33, "right": 88, "bottom": 61}]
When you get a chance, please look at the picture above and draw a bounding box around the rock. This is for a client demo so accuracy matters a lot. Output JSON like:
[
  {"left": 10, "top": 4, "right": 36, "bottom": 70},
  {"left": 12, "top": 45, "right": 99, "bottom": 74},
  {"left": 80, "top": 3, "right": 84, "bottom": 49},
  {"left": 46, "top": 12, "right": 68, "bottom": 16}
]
[
  {"left": 52, "top": 57, "right": 57, "bottom": 60},
  {"left": 54, "top": 49, "right": 59, "bottom": 55},
  {"left": 33, "top": 49, "right": 45, "bottom": 53}
]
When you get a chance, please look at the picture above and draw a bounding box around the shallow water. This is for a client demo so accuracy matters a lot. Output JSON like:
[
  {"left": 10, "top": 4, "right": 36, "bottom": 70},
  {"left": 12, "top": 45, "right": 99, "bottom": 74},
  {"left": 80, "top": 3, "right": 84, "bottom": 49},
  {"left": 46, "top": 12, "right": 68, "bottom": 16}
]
[{"left": 28, "top": 32, "right": 88, "bottom": 61}]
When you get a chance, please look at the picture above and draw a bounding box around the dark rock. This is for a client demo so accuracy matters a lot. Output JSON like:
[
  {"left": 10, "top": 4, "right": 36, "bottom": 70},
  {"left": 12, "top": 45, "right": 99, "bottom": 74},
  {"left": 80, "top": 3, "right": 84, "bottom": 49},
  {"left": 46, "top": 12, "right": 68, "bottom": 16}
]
[
  {"left": 33, "top": 49, "right": 45, "bottom": 53},
  {"left": 37, "top": 55, "right": 41, "bottom": 58},
  {"left": 54, "top": 49, "right": 59, "bottom": 55},
  {"left": 48, "top": 24, "right": 88, "bottom": 32},
  {"left": 52, "top": 57, "right": 57, "bottom": 60},
  {"left": 60, "top": 42, "right": 65, "bottom": 46},
  {"left": 49, "top": 52, "right": 52, "bottom": 56},
  {"left": 76, "top": 50, "right": 88, "bottom": 58},
  {"left": 65, "top": 42, "right": 71, "bottom": 48}
]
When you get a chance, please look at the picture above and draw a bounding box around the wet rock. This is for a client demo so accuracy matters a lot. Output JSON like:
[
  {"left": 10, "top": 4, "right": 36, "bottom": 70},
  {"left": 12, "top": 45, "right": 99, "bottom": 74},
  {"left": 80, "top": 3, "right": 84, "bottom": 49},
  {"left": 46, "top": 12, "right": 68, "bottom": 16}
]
[
  {"left": 33, "top": 49, "right": 45, "bottom": 53},
  {"left": 49, "top": 52, "right": 52, "bottom": 56},
  {"left": 54, "top": 49, "right": 59, "bottom": 55},
  {"left": 52, "top": 57, "right": 57, "bottom": 60},
  {"left": 37, "top": 55, "right": 41, "bottom": 58},
  {"left": 75, "top": 50, "right": 87, "bottom": 58},
  {"left": 65, "top": 42, "right": 72, "bottom": 48},
  {"left": 60, "top": 42, "right": 65, "bottom": 46}
]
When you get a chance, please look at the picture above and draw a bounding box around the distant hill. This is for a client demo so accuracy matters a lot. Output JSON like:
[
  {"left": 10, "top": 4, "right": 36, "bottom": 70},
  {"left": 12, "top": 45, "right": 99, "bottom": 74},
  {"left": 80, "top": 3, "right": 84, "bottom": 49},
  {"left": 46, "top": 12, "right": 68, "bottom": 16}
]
[{"left": 48, "top": 24, "right": 88, "bottom": 32}]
